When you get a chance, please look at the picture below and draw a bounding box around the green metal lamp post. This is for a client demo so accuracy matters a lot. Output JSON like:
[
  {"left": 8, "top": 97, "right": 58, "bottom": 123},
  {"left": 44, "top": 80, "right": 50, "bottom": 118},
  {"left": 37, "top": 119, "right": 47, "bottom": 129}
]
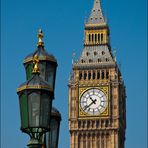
[
  {"left": 47, "top": 107, "right": 62, "bottom": 148},
  {"left": 17, "top": 55, "right": 55, "bottom": 148},
  {"left": 17, "top": 30, "right": 61, "bottom": 148}
]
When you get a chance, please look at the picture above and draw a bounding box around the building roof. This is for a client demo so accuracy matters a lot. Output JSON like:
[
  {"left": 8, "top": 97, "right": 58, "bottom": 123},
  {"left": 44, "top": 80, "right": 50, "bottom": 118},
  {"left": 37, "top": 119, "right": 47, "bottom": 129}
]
[
  {"left": 17, "top": 73, "right": 51, "bottom": 92},
  {"left": 24, "top": 29, "right": 57, "bottom": 64},
  {"left": 79, "top": 45, "right": 113, "bottom": 64},
  {"left": 76, "top": 0, "right": 114, "bottom": 66},
  {"left": 86, "top": 0, "right": 106, "bottom": 25},
  {"left": 24, "top": 46, "right": 57, "bottom": 64},
  {"left": 51, "top": 107, "right": 62, "bottom": 120}
]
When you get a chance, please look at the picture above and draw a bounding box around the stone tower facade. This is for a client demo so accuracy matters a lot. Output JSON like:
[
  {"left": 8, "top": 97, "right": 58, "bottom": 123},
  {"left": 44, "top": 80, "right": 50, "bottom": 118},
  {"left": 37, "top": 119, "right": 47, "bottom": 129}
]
[{"left": 68, "top": 0, "right": 126, "bottom": 148}]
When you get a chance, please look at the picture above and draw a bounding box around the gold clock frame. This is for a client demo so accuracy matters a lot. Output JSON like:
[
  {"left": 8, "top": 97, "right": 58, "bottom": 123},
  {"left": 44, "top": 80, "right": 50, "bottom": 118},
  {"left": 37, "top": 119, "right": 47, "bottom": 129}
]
[{"left": 78, "top": 86, "right": 109, "bottom": 119}]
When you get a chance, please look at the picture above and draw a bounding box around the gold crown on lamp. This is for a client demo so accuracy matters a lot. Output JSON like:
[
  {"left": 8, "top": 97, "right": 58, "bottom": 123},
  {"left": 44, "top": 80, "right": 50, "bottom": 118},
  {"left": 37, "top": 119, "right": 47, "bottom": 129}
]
[
  {"left": 37, "top": 29, "right": 44, "bottom": 46},
  {"left": 32, "top": 55, "right": 40, "bottom": 74}
]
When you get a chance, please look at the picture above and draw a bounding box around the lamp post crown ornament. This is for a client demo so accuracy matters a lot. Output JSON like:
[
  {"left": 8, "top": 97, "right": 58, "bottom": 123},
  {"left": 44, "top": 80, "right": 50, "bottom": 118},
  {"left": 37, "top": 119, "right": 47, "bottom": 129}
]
[
  {"left": 32, "top": 55, "right": 40, "bottom": 74},
  {"left": 37, "top": 29, "right": 44, "bottom": 47}
]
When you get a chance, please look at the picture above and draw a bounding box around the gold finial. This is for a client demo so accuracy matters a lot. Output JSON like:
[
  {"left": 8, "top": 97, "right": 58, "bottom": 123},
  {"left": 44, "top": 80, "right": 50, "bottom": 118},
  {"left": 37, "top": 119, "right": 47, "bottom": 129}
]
[
  {"left": 32, "top": 55, "right": 40, "bottom": 74},
  {"left": 37, "top": 29, "right": 44, "bottom": 46}
]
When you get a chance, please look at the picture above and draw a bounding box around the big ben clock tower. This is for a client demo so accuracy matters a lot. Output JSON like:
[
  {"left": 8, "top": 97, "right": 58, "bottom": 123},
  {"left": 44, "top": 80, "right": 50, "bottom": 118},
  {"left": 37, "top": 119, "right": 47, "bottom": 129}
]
[{"left": 68, "top": 0, "right": 126, "bottom": 148}]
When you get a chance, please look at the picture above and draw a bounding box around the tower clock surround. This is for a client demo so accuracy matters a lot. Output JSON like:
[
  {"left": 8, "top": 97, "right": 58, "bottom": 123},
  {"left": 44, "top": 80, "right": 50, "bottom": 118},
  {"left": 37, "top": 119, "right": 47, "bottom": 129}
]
[{"left": 79, "top": 86, "right": 109, "bottom": 118}]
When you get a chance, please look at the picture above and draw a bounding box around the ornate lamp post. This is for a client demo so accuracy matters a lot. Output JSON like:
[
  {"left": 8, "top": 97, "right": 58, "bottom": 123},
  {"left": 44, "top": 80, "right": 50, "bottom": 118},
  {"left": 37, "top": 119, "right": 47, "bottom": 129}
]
[
  {"left": 17, "top": 30, "right": 61, "bottom": 148},
  {"left": 48, "top": 107, "right": 62, "bottom": 148},
  {"left": 17, "top": 55, "right": 54, "bottom": 148}
]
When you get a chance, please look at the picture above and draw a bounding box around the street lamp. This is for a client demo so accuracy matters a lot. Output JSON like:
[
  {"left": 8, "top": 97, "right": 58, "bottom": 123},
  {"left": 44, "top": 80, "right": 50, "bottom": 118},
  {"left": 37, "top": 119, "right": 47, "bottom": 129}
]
[
  {"left": 48, "top": 107, "right": 62, "bottom": 148},
  {"left": 24, "top": 29, "right": 58, "bottom": 92},
  {"left": 17, "top": 30, "right": 61, "bottom": 148},
  {"left": 17, "top": 55, "right": 54, "bottom": 148}
]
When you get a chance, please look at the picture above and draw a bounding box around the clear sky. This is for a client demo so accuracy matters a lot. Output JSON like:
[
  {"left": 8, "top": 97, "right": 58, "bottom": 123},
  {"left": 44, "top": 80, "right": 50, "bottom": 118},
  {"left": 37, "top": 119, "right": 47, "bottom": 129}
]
[{"left": 1, "top": 0, "right": 147, "bottom": 147}]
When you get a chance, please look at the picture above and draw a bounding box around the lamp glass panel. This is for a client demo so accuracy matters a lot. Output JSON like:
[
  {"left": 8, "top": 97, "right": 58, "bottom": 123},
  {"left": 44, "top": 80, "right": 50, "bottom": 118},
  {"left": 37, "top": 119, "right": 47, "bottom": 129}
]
[
  {"left": 39, "top": 62, "right": 46, "bottom": 80},
  {"left": 26, "top": 63, "right": 33, "bottom": 80},
  {"left": 47, "top": 63, "right": 55, "bottom": 90},
  {"left": 46, "top": 133, "right": 49, "bottom": 148},
  {"left": 49, "top": 118, "right": 59, "bottom": 148},
  {"left": 20, "top": 94, "right": 28, "bottom": 128},
  {"left": 28, "top": 92, "right": 40, "bottom": 127},
  {"left": 40, "top": 93, "right": 50, "bottom": 128}
]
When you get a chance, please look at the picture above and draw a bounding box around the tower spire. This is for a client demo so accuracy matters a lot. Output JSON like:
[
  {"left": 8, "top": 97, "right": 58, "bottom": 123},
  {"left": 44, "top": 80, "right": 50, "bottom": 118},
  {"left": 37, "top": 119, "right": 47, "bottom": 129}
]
[{"left": 87, "top": 0, "right": 105, "bottom": 25}]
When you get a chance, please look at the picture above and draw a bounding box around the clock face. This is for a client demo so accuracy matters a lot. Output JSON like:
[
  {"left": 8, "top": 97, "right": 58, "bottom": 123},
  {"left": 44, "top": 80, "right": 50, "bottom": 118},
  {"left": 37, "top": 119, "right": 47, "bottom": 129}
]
[{"left": 80, "top": 88, "right": 108, "bottom": 115}]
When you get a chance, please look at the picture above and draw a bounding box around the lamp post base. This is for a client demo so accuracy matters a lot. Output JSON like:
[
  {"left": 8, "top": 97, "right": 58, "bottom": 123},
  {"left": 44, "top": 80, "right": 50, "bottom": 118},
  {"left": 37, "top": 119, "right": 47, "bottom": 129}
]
[{"left": 27, "top": 138, "right": 42, "bottom": 148}]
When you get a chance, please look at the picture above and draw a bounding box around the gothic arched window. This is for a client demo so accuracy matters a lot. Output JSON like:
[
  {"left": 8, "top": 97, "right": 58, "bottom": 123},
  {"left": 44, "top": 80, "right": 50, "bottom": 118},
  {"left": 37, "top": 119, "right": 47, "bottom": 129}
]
[
  {"left": 92, "top": 34, "right": 94, "bottom": 42},
  {"left": 95, "top": 34, "right": 97, "bottom": 42},
  {"left": 84, "top": 72, "right": 87, "bottom": 80},
  {"left": 89, "top": 34, "right": 91, "bottom": 42},
  {"left": 94, "top": 51, "right": 97, "bottom": 56},
  {"left": 102, "top": 71, "right": 105, "bottom": 79},
  {"left": 86, "top": 52, "right": 89, "bottom": 56},
  {"left": 98, "top": 59, "right": 101, "bottom": 62},
  {"left": 93, "top": 72, "right": 96, "bottom": 79},
  {"left": 89, "top": 59, "right": 93, "bottom": 63},
  {"left": 92, "top": 134, "right": 95, "bottom": 147},
  {"left": 101, "top": 33, "right": 103, "bottom": 42},
  {"left": 98, "top": 34, "right": 100, "bottom": 43},
  {"left": 106, "top": 58, "right": 109, "bottom": 62},
  {"left": 106, "top": 71, "right": 109, "bottom": 79},
  {"left": 87, "top": 134, "right": 90, "bottom": 148},
  {"left": 88, "top": 72, "right": 91, "bottom": 80},
  {"left": 102, "top": 51, "right": 105, "bottom": 55},
  {"left": 101, "top": 138, "right": 104, "bottom": 148},
  {"left": 97, "top": 71, "right": 100, "bottom": 79},
  {"left": 79, "top": 72, "right": 82, "bottom": 80},
  {"left": 81, "top": 59, "right": 85, "bottom": 63}
]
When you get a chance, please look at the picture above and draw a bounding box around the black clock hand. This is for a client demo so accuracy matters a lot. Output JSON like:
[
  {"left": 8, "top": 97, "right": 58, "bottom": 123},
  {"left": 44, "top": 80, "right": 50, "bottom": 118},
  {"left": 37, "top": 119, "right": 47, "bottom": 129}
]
[
  {"left": 83, "top": 99, "right": 97, "bottom": 110},
  {"left": 83, "top": 102, "right": 94, "bottom": 110},
  {"left": 90, "top": 97, "right": 96, "bottom": 104}
]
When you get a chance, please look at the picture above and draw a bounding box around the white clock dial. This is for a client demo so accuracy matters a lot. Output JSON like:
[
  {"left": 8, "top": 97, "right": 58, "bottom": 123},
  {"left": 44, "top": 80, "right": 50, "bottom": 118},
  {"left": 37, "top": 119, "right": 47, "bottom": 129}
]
[{"left": 80, "top": 88, "right": 107, "bottom": 115}]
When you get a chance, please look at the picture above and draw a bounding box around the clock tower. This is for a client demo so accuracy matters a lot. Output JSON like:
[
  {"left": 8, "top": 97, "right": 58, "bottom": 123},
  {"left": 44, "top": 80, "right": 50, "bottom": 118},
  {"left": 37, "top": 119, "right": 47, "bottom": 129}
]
[{"left": 68, "top": 0, "right": 126, "bottom": 148}]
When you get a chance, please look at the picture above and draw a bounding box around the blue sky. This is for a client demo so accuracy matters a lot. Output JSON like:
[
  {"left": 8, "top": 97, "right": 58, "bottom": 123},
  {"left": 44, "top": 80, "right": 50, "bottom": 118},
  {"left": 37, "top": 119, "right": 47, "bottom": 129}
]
[{"left": 1, "top": 0, "right": 147, "bottom": 147}]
